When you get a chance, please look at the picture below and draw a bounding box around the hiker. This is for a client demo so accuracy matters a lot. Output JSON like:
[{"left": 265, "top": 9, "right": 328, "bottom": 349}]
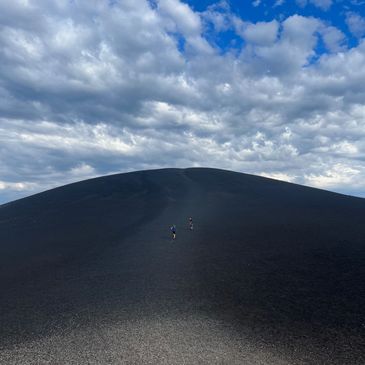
[
  {"left": 170, "top": 224, "right": 176, "bottom": 240},
  {"left": 188, "top": 217, "right": 193, "bottom": 230}
]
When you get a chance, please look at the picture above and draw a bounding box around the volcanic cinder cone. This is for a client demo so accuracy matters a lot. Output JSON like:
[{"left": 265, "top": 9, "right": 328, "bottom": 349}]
[{"left": 1, "top": 168, "right": 365, "bottom": 364}]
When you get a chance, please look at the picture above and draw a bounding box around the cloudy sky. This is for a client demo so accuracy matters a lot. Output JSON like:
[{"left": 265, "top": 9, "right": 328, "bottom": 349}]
[{"left": 1, "top": 0, "right": 365, "bottom": 203}]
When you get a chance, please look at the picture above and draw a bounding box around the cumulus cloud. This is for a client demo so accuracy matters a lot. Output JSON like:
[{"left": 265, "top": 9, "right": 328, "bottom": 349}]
[
  {"left": 346, "top": 12, "right": 365, "bottom": 38},
  {"left": 273, "top": 0, "right": 285, "bottom": 7},
  {"left": 311, "top": 0, "right": 333, "bottom": 10},
  {"left": 241, "top": 20, "right": 279, "bottom": 46},
  {"left": 296, "top": 0, "right": 332, "bottom": 10},
  {"left": 319, "top": 25, "right": 347, "bottom": 52},
  {"left": 237, "top": 15, "right": 322, "bottom": 76},
  {"left": 201, "top": 1, "right": 232, "bottom": 33},
  {"left": 305, "top": 163, "right": 362, "bottom": 189},
  {"left": 158, "top": 0, "right": 201, "bottom": 36},
  {"left": 0, "top": 0, "right": 365, "bottom": 203}
]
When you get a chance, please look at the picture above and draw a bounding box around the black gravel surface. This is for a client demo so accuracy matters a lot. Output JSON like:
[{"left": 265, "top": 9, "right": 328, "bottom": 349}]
[{"left": 0, "top": 168, "right": 365, "bottom": 364}]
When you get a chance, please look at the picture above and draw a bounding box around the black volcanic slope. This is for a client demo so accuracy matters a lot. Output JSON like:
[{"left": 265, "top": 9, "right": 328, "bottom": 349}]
[{"left": 1, "top": 168, "right": 365, "bottom": 364}]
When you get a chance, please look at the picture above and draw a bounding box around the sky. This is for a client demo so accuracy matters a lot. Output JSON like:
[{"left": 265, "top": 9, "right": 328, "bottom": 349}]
[{"left": 1, "top": 0, "right": 365, "bottom": 204}]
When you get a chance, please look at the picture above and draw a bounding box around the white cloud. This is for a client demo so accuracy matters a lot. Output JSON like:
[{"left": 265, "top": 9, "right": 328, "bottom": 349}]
[
  {"left": 70, "top": 163, "right": 96, "bottom": 177},
  {"left": 158, "top": 0, "right": 201, "bottom": 36},
  {"left": 281, "top": 15, "right": 320, "bottom": 46},
  {"left": 242, "top": 20, "right": 279, "bottom": 46},
  {"left": 201, "top": 1, "right": 232, "bottom": 33},
  {"left": 158, "top": 0, "right": 213, "bottom": 54},
  {"left": 311, "top": 0, "right": 332, "bottom": 10},
  {"left": 274, "top": 0, "right": 285, "bottom": 7},
  {"left": 237, "top": 16, "right": 321, "bottom": 76},
  {"left": 0, "top": 181, "right": 37, "bottom": 191},
  {"left": 320, "top": 25, "right": 347, "bottom": 52},
  {"left": 296, "top": 0, "right": 333, "bottom": 10},
  {"left": 259, "top": 172, "right": 296, "bottom": 182},
  {"left": 304, "top": 163, "right": 362, "bottom": 189},
  {"left": 1, "top": 1, "right": 365, "bottom": 203},
  {"left": 346, "top": 12, "right": 365, "bottom": 38}
]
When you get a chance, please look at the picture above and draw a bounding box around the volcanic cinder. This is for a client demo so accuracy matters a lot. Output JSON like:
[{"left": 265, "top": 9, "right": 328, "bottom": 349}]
[{"left": 0, "top": 168, "right": 364, "bottom": 364}]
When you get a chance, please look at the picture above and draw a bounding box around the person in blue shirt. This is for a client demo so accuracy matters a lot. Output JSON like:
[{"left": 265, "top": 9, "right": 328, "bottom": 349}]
[{"left": 170, "top": 224, "right": 176, "bottom": 240}]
